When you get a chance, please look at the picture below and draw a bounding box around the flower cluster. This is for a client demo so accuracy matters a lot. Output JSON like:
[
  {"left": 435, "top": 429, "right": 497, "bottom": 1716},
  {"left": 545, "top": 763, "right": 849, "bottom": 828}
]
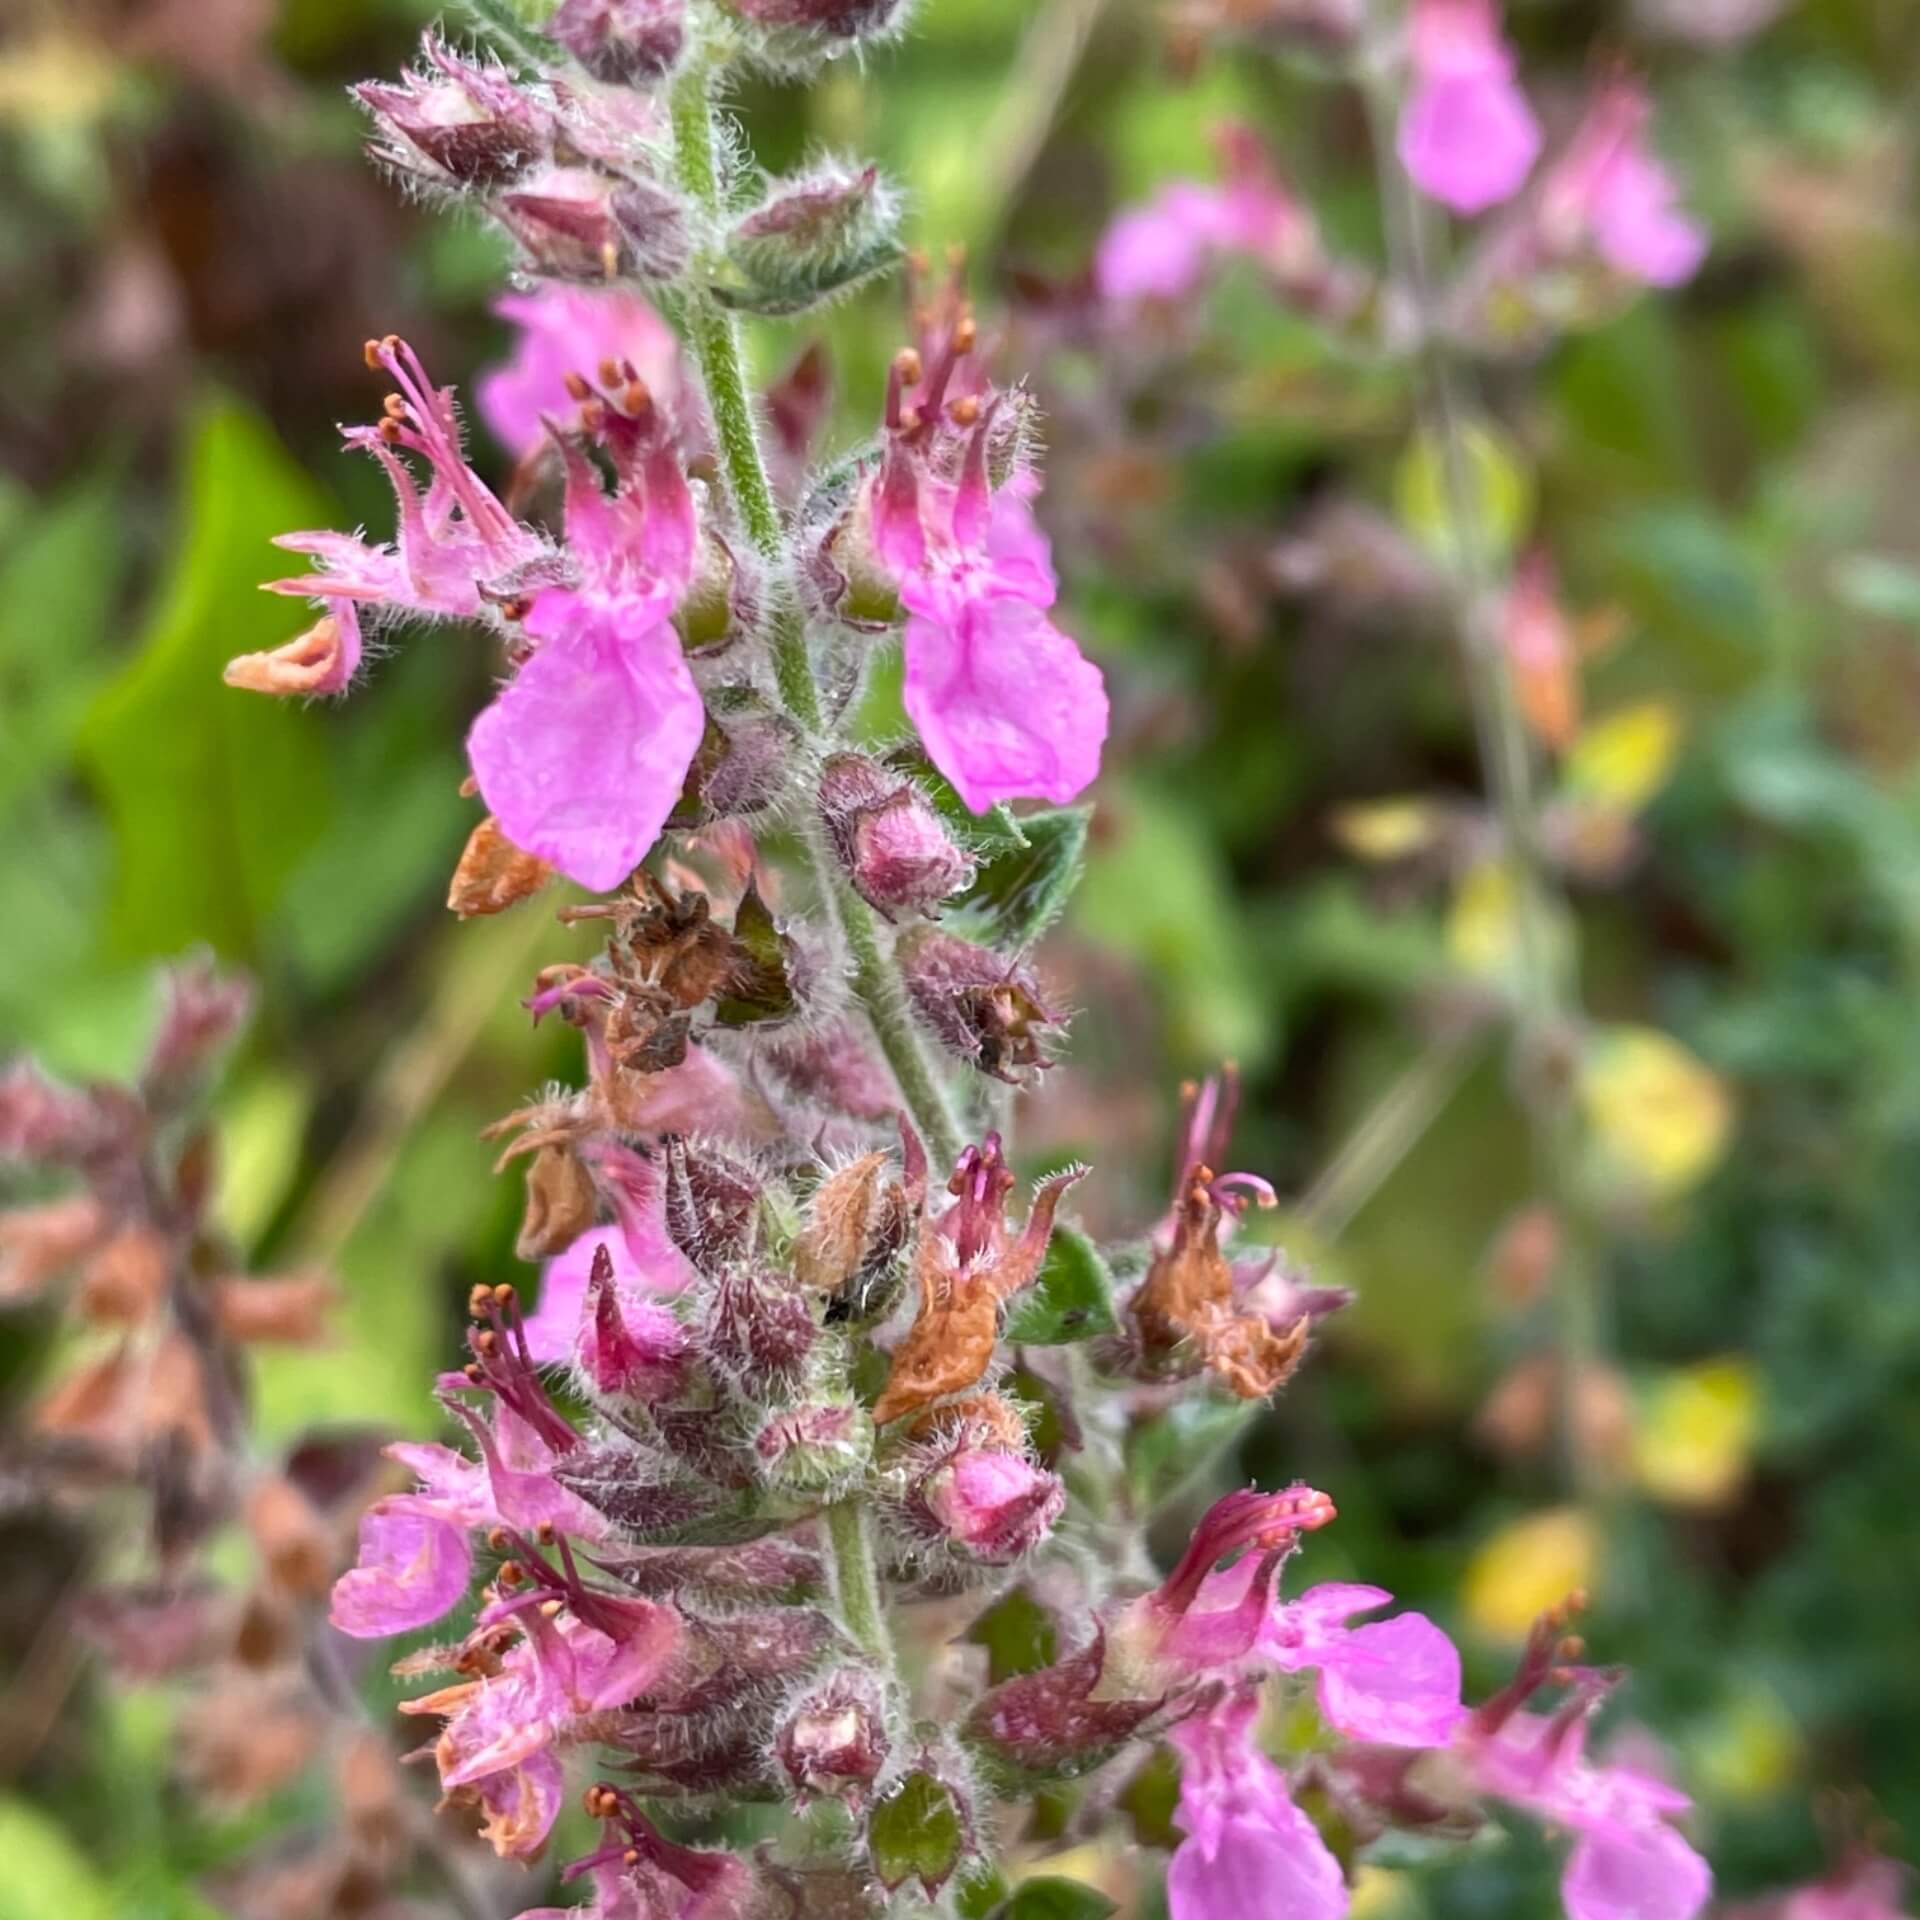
[{"left": 188, "top": 0, "right": 1741, "bottom": 1914}]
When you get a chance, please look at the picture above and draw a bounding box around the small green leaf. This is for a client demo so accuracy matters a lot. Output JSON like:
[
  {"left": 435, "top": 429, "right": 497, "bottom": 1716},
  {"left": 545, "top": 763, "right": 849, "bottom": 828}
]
[
  {"left": 868, "top": 1770, "right": 966, "bottom": 1896},
  {"left": 956, "top": 1865, "right": 1013, "bottom": 1920},
  {"left": 963, "top": 1583, "right": 1060, "bottom": 1684},
  {"left": 713, "top": 879, "right": 798, "bottom": 1025},
  {"left": 995, "top": 1877, "right": 1119, "bottom": 1920},
  {"left": 1005, "top": 1224, "right": 1118, "bottom": 1346},
  {"left": 948, "top": 805, "right": 1092, "bottom": 952}
]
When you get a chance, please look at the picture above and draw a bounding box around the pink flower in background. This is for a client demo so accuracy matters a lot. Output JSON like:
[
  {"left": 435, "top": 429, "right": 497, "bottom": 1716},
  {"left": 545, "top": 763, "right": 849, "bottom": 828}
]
[
  {"left": 478, "top": 286, "right": 680, "bottom": 458},
  {"left": 1544, "top": 78, "right": 1707, "bottom": 286},
  {"left": 1398, "top": 0, "right": 1542, "bottom": 214},
  {"left": 1458, "top": 1616, "right": 1712, "bottom": 1920},
  {"left": 1095, "top": 126, "right": 1323, "bottom": 303},
  {"left": 874, "top": 406, "right": 1107, "bottom": 814},
  {"left": 1096, "top": 182, "right": 1247, "bottom": 302},
  {"left": 267, "top": 335, "right": 544, "bottom": 625},
  {"left": 467, "top": 392, "right": 705, "bottom": 892},
  {"left": 1167, "top": 1692, "right": 1348, "bottom": 1920}
]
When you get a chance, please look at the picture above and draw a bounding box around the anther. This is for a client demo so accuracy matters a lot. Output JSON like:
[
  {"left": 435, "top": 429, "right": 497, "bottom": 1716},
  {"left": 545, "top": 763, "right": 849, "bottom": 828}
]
[
  {"left": 949, "top": 395, "right": 981, "bottom": 426},
  {"left": 383, "top": 393, "right": 408, "bottom": 419},
  {"left": 377, "top": 418, "right": 403, "bottom": 444},
  {"left": 598, "top": 358, "right": 623, "bottom": 388},
  {"left": 564, "top": 370, "right": 593, "bottom": 402},
  {"left": 469, "top": 1284, "right": 495, "bottom": 1318},
  {"left": 893, "top": 348, "right": 923, "bottom": 387},
  {"left": 363, "top": 339, "right": 385, "bottom": 371},
  {"left": 952, "top": 315, "right": 977, "bottom": 355},
  {"left": 495, "top": 1282, "right": 517, "bottom": 1311},
  {"left": 540, "top": 1598, "right": 564, "bottom": 1618},
  {"left": 487, "top": 1527, "right": 510, "bottom": 1551}
]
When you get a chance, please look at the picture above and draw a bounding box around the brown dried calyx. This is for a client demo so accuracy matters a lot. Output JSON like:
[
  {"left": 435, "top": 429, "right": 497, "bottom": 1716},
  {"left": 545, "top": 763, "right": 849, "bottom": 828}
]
[
  {"left": 872, "top": 1132, "right": 1083, "bottom": 1427},
  {"left": 1132, "top": 1165, "right": 1308, "bottom": 1400},
  {"left": 448, "top": 814, "right": 552, "bottom": 918},
  {"left": 792, "top": 1138, "right": 916, "bottom": 1318},
  {"left": 514, "top": 1140, "right": 600, "bottom": 1261}
]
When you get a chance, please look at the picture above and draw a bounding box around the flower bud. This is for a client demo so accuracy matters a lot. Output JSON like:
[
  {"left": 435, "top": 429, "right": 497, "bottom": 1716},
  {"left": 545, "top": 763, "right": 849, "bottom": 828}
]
[
  {"left": 964, "top": 1632, "right": 1159, "bottom": 1785},
  {"left": 670, "top": 709, "right": 800, "bottom": 828},
  {"left": 799, "top": 466, "right": 901, "bottom": 632},
  {"left": 715, "top": 0, "right": 914, "bottom": 72},
  {"left": 912, "top": 1443, "right": 1064, "bottom": 1565},
  {"left": 819, "top": 754, "right": 974, "bottom": 920},
  {"left": 356, "top": 38, "right": 550, "bottom": 191},
  {"left": 494, "top": 167, "right": 691, "bottom": 284},
  {"left": 549, "top": 0, "right": 688, "bottom": 84},
  {"left": 755, "top": 1399, "right": 874, "bottom": 1493},
  {"left": 516, "top": 1140, "right": 601, "bottom": 1261},
  {"left": 776, "top": 1669, "right": 891, "bottom": 1803},
  {"left": 701, "top": 1265, "right": 817, "bottom": 1396},
  {"left": 673, "top": 525, "right": 761, "bottom": 656},
  {"left": 897, "top": 927, "right": 1062, "bottom": 1082},
  {"left": 661, "top": 1134, "right": 763, "bottom": 1274}
]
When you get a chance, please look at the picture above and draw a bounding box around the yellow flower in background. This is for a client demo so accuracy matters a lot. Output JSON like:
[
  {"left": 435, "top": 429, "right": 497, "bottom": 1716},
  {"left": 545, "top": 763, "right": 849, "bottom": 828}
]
[
  {"left": 1463, "top": 1507, "right": 1600, "bottom": 1640},
  {"left": 1330, "top": 798, "right": 1442, "bottom": 863},
  {"left": 1633, "top": 1357, "right": 1761, "bottom": 1508},
  {"left": 1351, "top": 1866, "right": 1421, "bottom": 1919},
  {"left": 1563, "top": 701, "right": 1683, "bottom": 816},
  {"left": 1580, "top": 1025, "right": 1733, "bottom": 1200},
  {"left": 1690, "top": 1685, "right": 1803, "bottom": 1803},
  {"left": 1447, "top": 857, "right": 1521, "bottom": 979}
]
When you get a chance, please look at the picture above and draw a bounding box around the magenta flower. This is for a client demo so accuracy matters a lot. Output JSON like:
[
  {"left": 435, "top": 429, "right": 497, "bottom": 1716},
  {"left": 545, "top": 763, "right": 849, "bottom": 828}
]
[
  {"left": 267, "top": 335, "right": 544, "bottom": 625},
  {"left": 523, "top": 1142, "right": 698, "bottom": 1374},
  {"left": 1398, "top": 0, "right": 1542, "bottom": 215},
  {"left": 1167, "top": 1692, "right": 1348, "bottom": 1920},
  {"left": 329, "top": 1494, "right": 474, "bottom": 1637},
  {"left": 1458, "top": 1617, "right": 1712, "bottom": 1920},
  {"left": 870, "top": 342, "right": 1106, "bottom": 813},
  {"left": 1097, "top": 127, "right": 1325, "bottom": 304},
  {"left": 1103, "top": 1487, "right": 1464, "bottom": 1748},
  {"left": 1542, "top": 79, "right": 1707, "bottom": 287},
  {"left": 467, "top": 388, "right": 706, "bottom": 892},
  {"left": 477, "top": 286, "right": 680, "bottom": 460}
]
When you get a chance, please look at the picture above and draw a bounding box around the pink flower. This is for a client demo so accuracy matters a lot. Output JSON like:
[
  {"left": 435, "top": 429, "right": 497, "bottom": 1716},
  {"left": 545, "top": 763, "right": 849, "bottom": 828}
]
[
  {"left": 1460, "top": 1617, "right": 1712, "bottom": 1920},
  {"left": 466, "top": 388, "right": 706, "bottom": 892},
  {"left": 329, "top": 1495, "right": 474, "bottom": 1636},
  {"left": 1096, "top": 182, "right": 1246, "bottom": 302},
  {"left": 1398, "top": 0, "right": 1542, "bottom": 215},
  {"left": 523, "top": 1143, "right": 699, "bottom": 1373},
  {"left": 1543, "top": 79, "right": 1707, "bottom": 287},
  {"left": 1167, "top": 1693, "right": 1348, "bottom": 1920},
  {"left": 1097, "top": 127, "right": 1324, "bottom": 305},
  {"left": 267, "top": 335, "right": 544, "bottom": 625},
  {"left": 478, "top": 286, "right": 680, "bottom": 460},
  {"left": 872, "top": 381, "right": 1105, "bottom": 812}
]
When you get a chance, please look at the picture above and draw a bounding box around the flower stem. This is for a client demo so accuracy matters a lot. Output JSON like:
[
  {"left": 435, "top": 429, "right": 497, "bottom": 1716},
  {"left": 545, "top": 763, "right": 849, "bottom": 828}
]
[
  {"left": 666, "top": 57, "right": 966, "bottom": 1171},
  {"left": 824, "top": 1495, "right": 892, "bottom": 1666},
  {"left": 1358, "top": 39, "right": 1602, "bottom": 1497}
]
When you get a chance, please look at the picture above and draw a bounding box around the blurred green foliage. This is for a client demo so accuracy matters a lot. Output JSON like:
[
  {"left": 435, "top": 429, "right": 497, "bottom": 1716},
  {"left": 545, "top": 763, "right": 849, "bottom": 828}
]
[{"left": 6, "top": 0, "right": 1920, "bottom": 1910}]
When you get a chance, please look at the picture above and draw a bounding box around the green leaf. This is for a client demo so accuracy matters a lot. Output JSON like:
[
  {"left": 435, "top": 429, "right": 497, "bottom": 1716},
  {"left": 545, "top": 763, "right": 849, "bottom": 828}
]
[
  {"left": 1004, "top": 1223, "right": 1118, "bottom": 1345},
  {"left": 963, "top": 1583, "right": 1060, "bottom": 1684},
  {"left": 0, "top": 471, "right": 128, "bottom": 823},
  {"left": 995, "top": 1877, "right": 1119, "bottom": 1920},
  {"left": 956, "top": 1866, "right": 1013, "bottom": 1920},
  {"left": 712, "top": 878, "right": 798, "bottom": 1025},
  {"left": 0, "top": 1798, "right": 113, "bottom": 1920},
  {"left": 77, "top": 398, "right": 335, "bottom": 962},
  {"left": 867, "top": 1770, "right": 966, "bottom": 1896},
  {"left": 948, "top": 805, "right": 1092, "bottom": 952}
]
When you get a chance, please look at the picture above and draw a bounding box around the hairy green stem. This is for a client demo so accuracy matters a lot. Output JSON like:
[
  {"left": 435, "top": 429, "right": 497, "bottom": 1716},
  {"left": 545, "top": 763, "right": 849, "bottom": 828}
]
[
  {"left": 667, "top": 58, "right": 965, "bottom": 1172},
  {"left": 825, "top": 1496, "right": 893, "bottom": 1666}
]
